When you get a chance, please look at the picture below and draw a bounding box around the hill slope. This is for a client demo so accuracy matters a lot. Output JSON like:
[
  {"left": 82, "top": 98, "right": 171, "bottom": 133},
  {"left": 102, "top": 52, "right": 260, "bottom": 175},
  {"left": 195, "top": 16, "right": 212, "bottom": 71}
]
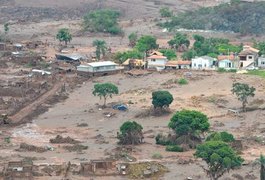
[
  {"left": 162, "top": 1, "right": 265, "bottom": 35},
  {"left": 0, "top": 0, "right": 228, "bottom": 23}
]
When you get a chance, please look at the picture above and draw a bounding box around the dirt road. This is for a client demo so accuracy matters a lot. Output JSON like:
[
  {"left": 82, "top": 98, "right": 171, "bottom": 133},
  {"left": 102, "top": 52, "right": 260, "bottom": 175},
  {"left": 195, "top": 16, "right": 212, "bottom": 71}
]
[{"left": 9, "top": 81, "right": 64, "bottom": 124}]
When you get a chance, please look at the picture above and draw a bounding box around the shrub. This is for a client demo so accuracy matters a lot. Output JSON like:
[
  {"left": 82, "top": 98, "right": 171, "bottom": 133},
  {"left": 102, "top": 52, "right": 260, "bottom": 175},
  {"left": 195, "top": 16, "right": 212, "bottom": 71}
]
[
  {"left": 178, "top": 78, "right": 188, "bottom": 85},
  {"left": 118, "top": 121, "right": 143, "bottom": 145},
  {"left": 152, "top": 152, "right": 163, "bottom": 159},
  {"left": 228, "top": 69, "right": 237, "bottom": 73},
  {"left": 166, "top": 145, "right": 183, "bottom": 152},
  {"left": 155, "top": 134, "right": 173, "bottom": 146},
  {"left": 217, "top": 68, "right": 226, "bottom": 72},
  {"left": 206, "top": 131, "right": 235, "bottom": 143}
]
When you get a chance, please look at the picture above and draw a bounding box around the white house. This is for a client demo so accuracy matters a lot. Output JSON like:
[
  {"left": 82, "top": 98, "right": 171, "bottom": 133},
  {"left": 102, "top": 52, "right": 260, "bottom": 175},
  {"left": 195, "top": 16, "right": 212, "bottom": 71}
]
[
  {"left": 191, "top": 56, "right": 216, "bottom": 70},
  {"left": 258, "top": 56, "right": 265, "bottom": 69},
  {"left": 77, "top": 61, "right": 122, "bottom": 77},
  {"left": 238, "top": 45, "right": 259, "bottom": 68},
  {"left": 217, "top": 55, "right": 237, "bottom": 69},
  {"left": 147, "top": 55, "right": 168, "bottom": 70}
]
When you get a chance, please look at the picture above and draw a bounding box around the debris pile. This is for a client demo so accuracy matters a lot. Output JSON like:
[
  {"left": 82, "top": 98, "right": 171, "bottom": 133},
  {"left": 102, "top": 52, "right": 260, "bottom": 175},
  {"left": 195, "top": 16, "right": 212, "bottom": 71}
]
[
  {"left": 17, "top": 143, "right": 48, "bottom": 153},
  {"left": 127, "top": 162, "right": 168, "bottom": 179},
  {"left": 50, "top": 135, "right": 80, "bottom": 144}
]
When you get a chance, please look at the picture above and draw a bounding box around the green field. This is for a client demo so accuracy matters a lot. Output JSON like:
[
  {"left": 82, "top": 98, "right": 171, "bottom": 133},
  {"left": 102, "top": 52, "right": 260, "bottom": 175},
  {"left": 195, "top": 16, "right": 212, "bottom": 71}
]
[{"left": 247, "top": 70, "right": 265, "bottom": 78}]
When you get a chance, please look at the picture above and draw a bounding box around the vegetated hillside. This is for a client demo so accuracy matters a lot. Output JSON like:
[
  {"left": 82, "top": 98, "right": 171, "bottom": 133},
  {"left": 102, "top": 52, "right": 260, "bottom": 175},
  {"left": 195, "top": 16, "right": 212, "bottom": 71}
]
[
  {"left": 162, "top": 1, "right": 265, "bottom": 35},
  {"left": 0, "top": 0, "right": 227, "bottom": 23}
]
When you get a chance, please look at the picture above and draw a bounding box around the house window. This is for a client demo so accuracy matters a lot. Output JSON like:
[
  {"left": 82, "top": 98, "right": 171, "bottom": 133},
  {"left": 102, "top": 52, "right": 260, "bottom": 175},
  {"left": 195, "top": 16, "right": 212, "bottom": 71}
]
[
  {"left": 228, "top": 62, "right": 232, "bottom": 68},
  {"left": 194, "top": 63, "right": 196, "bottom": 67},
  {"left": 151, "top": 59, "right": 156, "bottom": 62},
  {"left": 262, "top": 61, "right": 265, "bottom": 65},
  {"left": 248, "top": 56, "right": 253, "bottom": 59}
]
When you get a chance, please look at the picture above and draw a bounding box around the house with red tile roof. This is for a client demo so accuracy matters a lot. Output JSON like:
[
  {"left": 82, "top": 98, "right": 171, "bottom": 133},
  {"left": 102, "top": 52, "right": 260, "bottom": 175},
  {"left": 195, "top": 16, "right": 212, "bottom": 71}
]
[{"left": 147, "top": 55, "right": 168, "bottom": 70}]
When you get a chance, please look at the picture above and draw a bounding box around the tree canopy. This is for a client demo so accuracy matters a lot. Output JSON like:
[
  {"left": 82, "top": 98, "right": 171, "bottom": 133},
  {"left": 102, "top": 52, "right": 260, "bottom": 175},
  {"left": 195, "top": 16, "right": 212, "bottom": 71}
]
[
  {"left": 92, "top": 40, "right": 107, "bottom": 60},
  {"left": 168, "top": 33, "right": 190, "bottom": 51},
  {"left": 159, "top": 49, "right": 177, "bottom": 60},
  {"left": 159, "top": 7, "right": 173, "bottom": 18},
  {"left": 114, "top": 50, "right": 143, "bottom": 64},
  {"left": 152, "top": 91, "right": 173, "bottom": 109},
  {"left": 83, "top": 9, "right": 122, "bottom": 34},
  {"left": 92, "top": 83, "right": 118, "bottom": 107},
  {"left": 195, "top": 141, "right": 243, "bottom": 180},
  {"left": 231, "top": 82, "right": 255, "bottom": 111},
  {"left": 118, "top": 121, "right": 144, "bottom": 145},
  {"left": 135, "top": 35, "right": 158, "bottom": 54},
  {"left": 168, "top": 110, "right": 210, "bottom": 136},
  {"left": 56, "top": 28, "right": 72, "bottom": 45}
]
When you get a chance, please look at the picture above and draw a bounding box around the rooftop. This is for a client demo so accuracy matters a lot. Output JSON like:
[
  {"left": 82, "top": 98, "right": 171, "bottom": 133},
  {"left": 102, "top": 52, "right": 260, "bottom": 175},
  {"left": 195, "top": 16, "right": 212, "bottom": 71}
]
[
  {"left": 217, "top": 55, "right": 236, "bottom": 61},
  {"left": 166, "top": 60, "right": 191, "bottom": 66},
  {"left": 87, "top": 61, "right": 117, "bottom": 67}
]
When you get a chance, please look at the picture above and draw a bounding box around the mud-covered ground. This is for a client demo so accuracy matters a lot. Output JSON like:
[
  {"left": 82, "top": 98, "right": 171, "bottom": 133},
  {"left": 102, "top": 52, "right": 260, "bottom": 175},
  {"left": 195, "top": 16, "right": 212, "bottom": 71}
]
[{"left": 1, "top": 71, "right": 264, "bottom": 179}]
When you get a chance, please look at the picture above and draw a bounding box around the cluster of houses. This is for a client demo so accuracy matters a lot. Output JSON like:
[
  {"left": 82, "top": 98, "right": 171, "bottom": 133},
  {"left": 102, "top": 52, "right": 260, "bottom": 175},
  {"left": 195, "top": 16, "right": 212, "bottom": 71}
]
[{"left": 74, "top": 45, "right": 265, "bottom": 77}]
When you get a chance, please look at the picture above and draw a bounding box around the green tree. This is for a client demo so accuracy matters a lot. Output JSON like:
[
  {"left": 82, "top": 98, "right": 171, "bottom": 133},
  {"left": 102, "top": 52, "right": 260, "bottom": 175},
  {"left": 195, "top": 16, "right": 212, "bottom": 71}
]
[
  {"left": 181, "top": 50, "right": 196, "bottom": 60},
  {"left": 92, "top": 40, "right": 107, "bottom": 60},
  {"left": 128, "top": 32, "right": 138, "bottom": 47},
  {"left": 83, "top": 9, "right": 122, "bottom": 34},
  {"left": 168, "top": 33, "right": 190, "bottom": 51},
  {"left": 159, "top": 7, "right": 173, "bottom": 18},
  {"left": 231, "top": 83, "right": 255, "bottom": 112},
  {"left": 168, "top": 110, "right": 210, "bottom": 137},
  {"left": 195, "top": 141, "right": 243, "bottom": 180},
  {"left": 152, "top": 91, "right": 173, "bottom": 109},
  {"left": 56, "top": 28, "right": 72, "bottom": 45},
  {"left": 114, "top": 50, "right": 143, "bottom": 64},
  {"left": 117, "top": 121, "right": 143, "bottom": 145},
  {"left": 135, "top": 35, "right": 158, "bottom": 55},
  {"left": 92, "top": 83, "right": 119, "bottom": 107},
  {"left": 260, "top": 154, "right": 265, "bottom": 180},
  {"left": 4, "top": 23, "right": 9, "bottom": 34},
  {"left": 159, "top": 49, "right": 177, "bottom": 60}
]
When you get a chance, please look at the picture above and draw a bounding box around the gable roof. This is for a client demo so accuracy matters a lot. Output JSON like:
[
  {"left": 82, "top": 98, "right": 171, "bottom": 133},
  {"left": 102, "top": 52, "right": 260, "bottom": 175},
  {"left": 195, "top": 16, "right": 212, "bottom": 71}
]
[
  {"left": 150, "top": 51, "right": 163, "bottom": 56},
  {"left": 192, "top": 56, "right": 216, "bottom": 61},
  {"left": 239, "top": 45, "right": 259, "bottom": 56}
]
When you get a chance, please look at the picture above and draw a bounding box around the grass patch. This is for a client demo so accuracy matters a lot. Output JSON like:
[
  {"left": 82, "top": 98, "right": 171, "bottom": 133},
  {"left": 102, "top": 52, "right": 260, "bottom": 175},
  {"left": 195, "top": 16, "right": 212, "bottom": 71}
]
[
  {"left": 165, "top": 145, "right": 183, "bottom": 152},
  {"left": 247, "top": 70, "right": 265, "bottom": 78},
  {"left": 217, "top": 68, "right": 237, "bottom": 73},
  {"left": 178, "top": 78, "right": 188, "bottom": 85},
  {"left": 152, "top": 152, "right": 163, "bottom": 159}
]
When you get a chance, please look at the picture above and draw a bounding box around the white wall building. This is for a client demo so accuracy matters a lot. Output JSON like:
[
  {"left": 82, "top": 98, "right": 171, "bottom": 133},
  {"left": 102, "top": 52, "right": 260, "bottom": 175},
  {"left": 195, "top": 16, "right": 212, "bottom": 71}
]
[{"left": 191, "top": 56, "right": 216, "bottom": 70}]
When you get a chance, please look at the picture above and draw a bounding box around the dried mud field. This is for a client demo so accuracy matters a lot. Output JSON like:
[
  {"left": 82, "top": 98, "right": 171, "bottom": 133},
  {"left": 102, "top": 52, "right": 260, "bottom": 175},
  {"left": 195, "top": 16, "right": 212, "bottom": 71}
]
[{"left": 1, "top": 70, "right": 264, "bottom": 179}]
